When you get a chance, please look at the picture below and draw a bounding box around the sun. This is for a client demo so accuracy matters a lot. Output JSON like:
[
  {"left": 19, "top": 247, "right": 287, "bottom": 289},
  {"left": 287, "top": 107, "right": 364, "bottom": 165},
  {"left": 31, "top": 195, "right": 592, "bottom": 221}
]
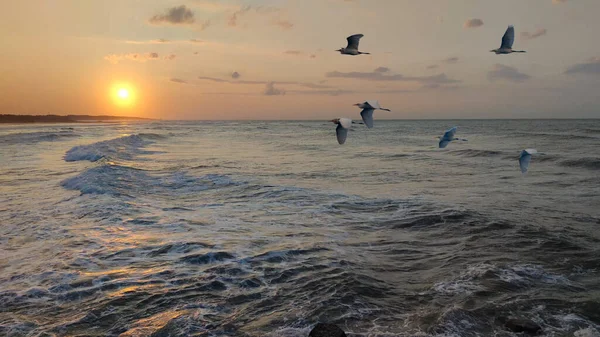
[
  {"left": 110, "top": 83, "right": 136, "bottom": 107},
  {"left": 118, "top": 88, "right": 129, "bottom": 99}
]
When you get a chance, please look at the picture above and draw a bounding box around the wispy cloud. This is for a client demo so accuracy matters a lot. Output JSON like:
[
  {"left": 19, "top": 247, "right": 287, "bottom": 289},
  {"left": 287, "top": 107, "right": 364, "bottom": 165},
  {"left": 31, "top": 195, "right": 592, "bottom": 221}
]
[
  {"left": 171, "top": 78, "right": 188, "bottom": 84},
  {"left": 374, "top": 67, "right": 390, "bottom": 73},
  {"left": 443, "top": 57, "right": 459, "bottom": 64},
  {"left": 165, "top": 54, "right": 177, "bottom": 60},
  {"left": 427, "top": 65, "right": 439, "bottom": 70},
  {"left": 283, "top": 50, "right": 303, "bottom": 56},
  {"left": 325, "top": 68, "right": 460, "bottom": 85},
  {"left": 487, "top": 64, "right": 530, "bottom": 82},
  {"left": 565, "top": 57, "right": 600, "bottom": 75},
  {"left": 197, "top": 76, "right": 331, "bottom": 89},
  {"left": 274, "top": 20, "right": 294, "bottom": 30},
  {"left": 521, "top": 28, "right": 547, "bottom": 40},
  {"left": 553, "top": 0, "right": 567, "bottom": 4},
  {"left": 264, "top": 82, "right": 285, "bottom": 96},
  {"left": 104, "top": 53, "right": 159, "bottom": 64},
  {"left": 149, "top": 5, "right": 195, "bottom": 25},
  {"left": 464, "top": 18, "right": 484, "bottom": 29}
]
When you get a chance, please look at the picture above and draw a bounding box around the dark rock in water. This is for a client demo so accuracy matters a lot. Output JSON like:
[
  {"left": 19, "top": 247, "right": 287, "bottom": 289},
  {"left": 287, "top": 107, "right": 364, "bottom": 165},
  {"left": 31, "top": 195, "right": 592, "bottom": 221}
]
[
  {"left": 503, "top": 318, "right": 542, "bottom": 335},
  {"left": 309, "top": 323, "right": 346, "bottom": 337}
]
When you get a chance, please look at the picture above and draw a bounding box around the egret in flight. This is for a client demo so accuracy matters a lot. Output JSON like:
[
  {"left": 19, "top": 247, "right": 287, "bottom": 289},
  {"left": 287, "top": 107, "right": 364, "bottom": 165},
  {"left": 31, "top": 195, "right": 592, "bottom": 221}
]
[
  {"left": 354, "top": 100, "right": 391, "bottom": 128},
  {"left": 491, "top": 25, "right": 526, "bottom": 54},
  {"left": 519, "top": 149, "right": 537, "bottom": 174},
  {"left": 336, "top": 34, "right": 370, "bottom": 56},
  {"left": 438, "top": 126, "right": 467, "bottom": 148},
  {"left": 330, "top": 118, "right": 354, "bottom": 145}
]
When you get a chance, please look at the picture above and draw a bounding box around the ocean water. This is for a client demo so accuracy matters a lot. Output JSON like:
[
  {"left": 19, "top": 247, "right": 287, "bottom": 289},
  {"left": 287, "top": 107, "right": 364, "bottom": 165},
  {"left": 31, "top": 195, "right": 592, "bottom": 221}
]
[{"left": 1, "top": 120, "right": 599, "bottom": 337}]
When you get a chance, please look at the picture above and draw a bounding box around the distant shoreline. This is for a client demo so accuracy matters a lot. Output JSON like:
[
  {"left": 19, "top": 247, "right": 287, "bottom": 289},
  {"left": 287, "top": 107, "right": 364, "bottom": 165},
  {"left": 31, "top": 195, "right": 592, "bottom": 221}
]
[{"left": 0, "top": 114, "right": 153, "bottom": 124}]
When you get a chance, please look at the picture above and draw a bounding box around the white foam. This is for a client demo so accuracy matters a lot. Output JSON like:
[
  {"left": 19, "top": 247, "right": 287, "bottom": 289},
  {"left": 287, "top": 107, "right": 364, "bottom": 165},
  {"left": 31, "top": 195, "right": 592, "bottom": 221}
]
[{"left": 64, "top": 134, "right": 151, "bottom": 162}]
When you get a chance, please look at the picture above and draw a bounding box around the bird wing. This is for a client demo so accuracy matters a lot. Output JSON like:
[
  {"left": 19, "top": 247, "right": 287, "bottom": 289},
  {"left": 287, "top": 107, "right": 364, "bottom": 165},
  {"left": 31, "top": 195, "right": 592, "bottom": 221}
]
[
  {"left": 501, "top": 25, "right": 515, "bottom": 49},
  {"left": 336, "top": 123, "right": 349, "bottom": 144},
  {"left": 360, "top": 108, "right": 374, "bottom": 128},
  {"left": 442, "top": 127, "right": 457, "bottom": 140},
  {"left": 338, "top": 117, "right": 353, "bottom": 129},
  {"left": 524, "top": 148, "right": 538, "bottom": 155},
  {"left": 439, "top": 139, "right": 450, "bottom": 148},
  {"left": 519, "top": 150, "right": 532, "bottom": 173},
  {"left": 346, "top": 34, "right": 364, "bottom": 50},
  {"left": 365, "top": 100, "right": 380, "bottom": 110}
]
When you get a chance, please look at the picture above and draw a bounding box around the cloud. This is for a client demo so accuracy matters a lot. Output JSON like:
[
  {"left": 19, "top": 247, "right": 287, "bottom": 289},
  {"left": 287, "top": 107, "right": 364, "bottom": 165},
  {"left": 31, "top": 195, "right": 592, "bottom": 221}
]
[
  {"left": 325, "top": 67, "right": 460, "bottom": 84},
  {"left": 171, "top": 78, "right": 187, "bottom": 84},
  {"left": 231, "top": 71, "right": 241, "bottom": 79},
  {"left": 521, "top": 28, "right": 547, "bottom": 40},
  {"left": 149, "top": 5, "right": 195, "bottom": 25},
  {"left": 197, "top": 76, "right": 332, "bottom": 89},
  {"left": 464, "top": 18, "right": 484, "bottom": 28},
  {"left": 310, "top": 54, "right": 316, "bottom": 59},
  {"left": 443, "top": 57, "right": 459, "bottom": 64},
  {"left": 165, "top": 54, "right": 177, "bottom": 60},
  {"left": 487, "top": 64, "right": 531, "bottom": 82},
  {"left": 104, "top": 53, "right": 159, "bottom": 64},
  {"left": 283, "top": 50, "right": 303, "bottom": 56},
  {"left": 553, "top": 0, "right": 567, "bottom": 3},
  {"left": 427, "top": 65, "right": 439, "bottom": 70},
  {"left": 274, "top": 20, "right": 294, "bottom": 30},
  {"left": 374, "top": 67, "right": 390, "bottom": 73},
  {"left": 565, "top": 57, "right": 600, "bottom": 75},
  {"left": 190, "top": 39, "right": 203, "bottom": 43},
  {"left": 264, "top": 82, "right": 285, "bottom": 96}
]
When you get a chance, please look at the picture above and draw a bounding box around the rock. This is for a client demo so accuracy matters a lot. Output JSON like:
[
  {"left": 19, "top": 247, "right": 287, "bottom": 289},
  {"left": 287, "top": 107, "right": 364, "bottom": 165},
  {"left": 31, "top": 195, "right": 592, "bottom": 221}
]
[
  {"left": 504, "top": 318, "right": 542, "bottom": 335},
  {"left": 308, "top": 323, "right": 346, "bottom": 337}
]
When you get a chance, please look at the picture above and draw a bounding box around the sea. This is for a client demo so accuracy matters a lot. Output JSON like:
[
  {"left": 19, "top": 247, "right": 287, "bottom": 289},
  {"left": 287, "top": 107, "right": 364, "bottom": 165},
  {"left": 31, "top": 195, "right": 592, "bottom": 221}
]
[{"left": 1, "top": 120, "right": 599, "bottom": 337}]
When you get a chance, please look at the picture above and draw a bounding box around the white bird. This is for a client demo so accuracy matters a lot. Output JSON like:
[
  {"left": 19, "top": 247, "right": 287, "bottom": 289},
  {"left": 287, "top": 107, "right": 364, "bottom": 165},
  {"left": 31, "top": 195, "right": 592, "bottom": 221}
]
[
  {"left": 330, "top": 118, "right": 353, "bottom": 145},
  {"left": 438, "top": 126, "right": 467, "bottom": 148},
  {"left": 353, "top": 100, "right": 391, "bottom": 128},
  {"left": 491, "top": 25, "right": 526, "bottom": 54},
  {"left": 336, "top": 34, "right": 370, "bottom": 56},
  {"left": 519, "top": 148, "right": 537, "bottom": 174}
]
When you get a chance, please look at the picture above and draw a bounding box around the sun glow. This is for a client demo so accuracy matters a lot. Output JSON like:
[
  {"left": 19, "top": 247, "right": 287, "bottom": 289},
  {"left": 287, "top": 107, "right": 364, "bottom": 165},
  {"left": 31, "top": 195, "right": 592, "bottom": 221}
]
[
  {"left": 118, "top": 88, "right": 129, "bottom": 99},
  {"left": 110, "top": 83, "right": 136, "bottom": 107}
]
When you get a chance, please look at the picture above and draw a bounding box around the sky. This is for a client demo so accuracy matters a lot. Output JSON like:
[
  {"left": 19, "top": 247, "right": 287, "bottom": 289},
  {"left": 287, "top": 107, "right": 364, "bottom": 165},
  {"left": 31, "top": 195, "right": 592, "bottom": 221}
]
[{"left": 1, "top": 0, "right": 599, "bottom": 120}]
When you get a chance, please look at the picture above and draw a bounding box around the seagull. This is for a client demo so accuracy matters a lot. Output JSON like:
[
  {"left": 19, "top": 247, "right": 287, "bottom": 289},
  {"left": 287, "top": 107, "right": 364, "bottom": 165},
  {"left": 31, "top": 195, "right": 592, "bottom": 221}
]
[
  {"left": 491, "top": 25, "right": 526, "bottom": 54},
  {"left": 354, "top": 100, "right": 391, "bottom": 128},
  {"left": 438, "top": 126, "right": 467, "bottom": 148},
  {"left": 336, "top": 34, "right": 370, "bottom": 55},
  {"left": 330, "top": 118, "right": 353, "bottom": 144},
  {"left": 519, "top": 149, "right": 537, "bottom": 174}
]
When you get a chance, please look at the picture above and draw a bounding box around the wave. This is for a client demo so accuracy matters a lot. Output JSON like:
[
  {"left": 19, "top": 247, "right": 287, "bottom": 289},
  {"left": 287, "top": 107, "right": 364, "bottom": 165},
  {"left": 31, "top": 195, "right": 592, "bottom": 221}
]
[
  {"left": 449, "top": 149, "right": 504, "bottom": 157},
  {"left": 559, "top": 158, "right": 600, "bottom": 171},
  {"left": 431, "top": 263, "right": 572, "bottom": 296},
  {"left": 61, "top": 164, "right": 239, "bottom": 197},
  {"left": 64, "top": 134, "right": 163, "bottom": 162},
  {"left": 0, "top": 131, "right": 79, "bottom": 145}
]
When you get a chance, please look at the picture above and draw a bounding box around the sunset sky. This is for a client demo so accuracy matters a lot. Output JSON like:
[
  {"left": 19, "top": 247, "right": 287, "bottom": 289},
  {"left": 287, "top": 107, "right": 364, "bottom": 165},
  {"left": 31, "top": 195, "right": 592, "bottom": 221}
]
[{"left": 1, "top": 0, "right": 599, "bottom": 119}]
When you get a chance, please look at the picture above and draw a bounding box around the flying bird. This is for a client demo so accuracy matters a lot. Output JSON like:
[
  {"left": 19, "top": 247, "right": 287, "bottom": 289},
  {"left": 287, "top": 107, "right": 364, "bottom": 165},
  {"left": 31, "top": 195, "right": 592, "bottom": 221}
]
[
  {"left": 438, "top": 126, "right": 467, "bottom": 148},
  {"left": 331, "top": 118, "right": 354, "bottom": 144},
  {"left": 354, "top": 100, "right": 391, "bottom": 128},
  {"left": 336, "top": 34, "right": 370, "bottom": 55},
  {"left": 491, "top": 25, "right": 526, "bottom": 54},
  {"left": 519, "top": 148, "right": 537, "bottom": 174}
]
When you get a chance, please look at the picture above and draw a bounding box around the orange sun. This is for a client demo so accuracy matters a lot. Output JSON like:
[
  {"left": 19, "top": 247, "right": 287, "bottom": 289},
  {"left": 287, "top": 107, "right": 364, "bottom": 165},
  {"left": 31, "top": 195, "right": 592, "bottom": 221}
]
[{"left": 110, "top": 83, "right": 136, "bottom": 107}]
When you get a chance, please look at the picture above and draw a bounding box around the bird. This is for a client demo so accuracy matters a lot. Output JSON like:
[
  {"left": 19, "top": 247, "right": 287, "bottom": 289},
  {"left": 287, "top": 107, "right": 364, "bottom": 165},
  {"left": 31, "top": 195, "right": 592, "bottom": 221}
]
[
  {"left": 519, "top": 149, "right": 537, "bottom": 174},
  {"left": 330, "top": 118, "right": 354, "bottom": 144},
  {"left": 336, "top": 34, "right": 370, "bottom": 55},
  {"left": 438, "top": 126, "right": 467, "bottom": 148},
  {"left": 353, "top": 100, "right": 391, "bottom": 128},
  {"left": 491, "top": 25, "right": 526, "bottom": 54}
]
